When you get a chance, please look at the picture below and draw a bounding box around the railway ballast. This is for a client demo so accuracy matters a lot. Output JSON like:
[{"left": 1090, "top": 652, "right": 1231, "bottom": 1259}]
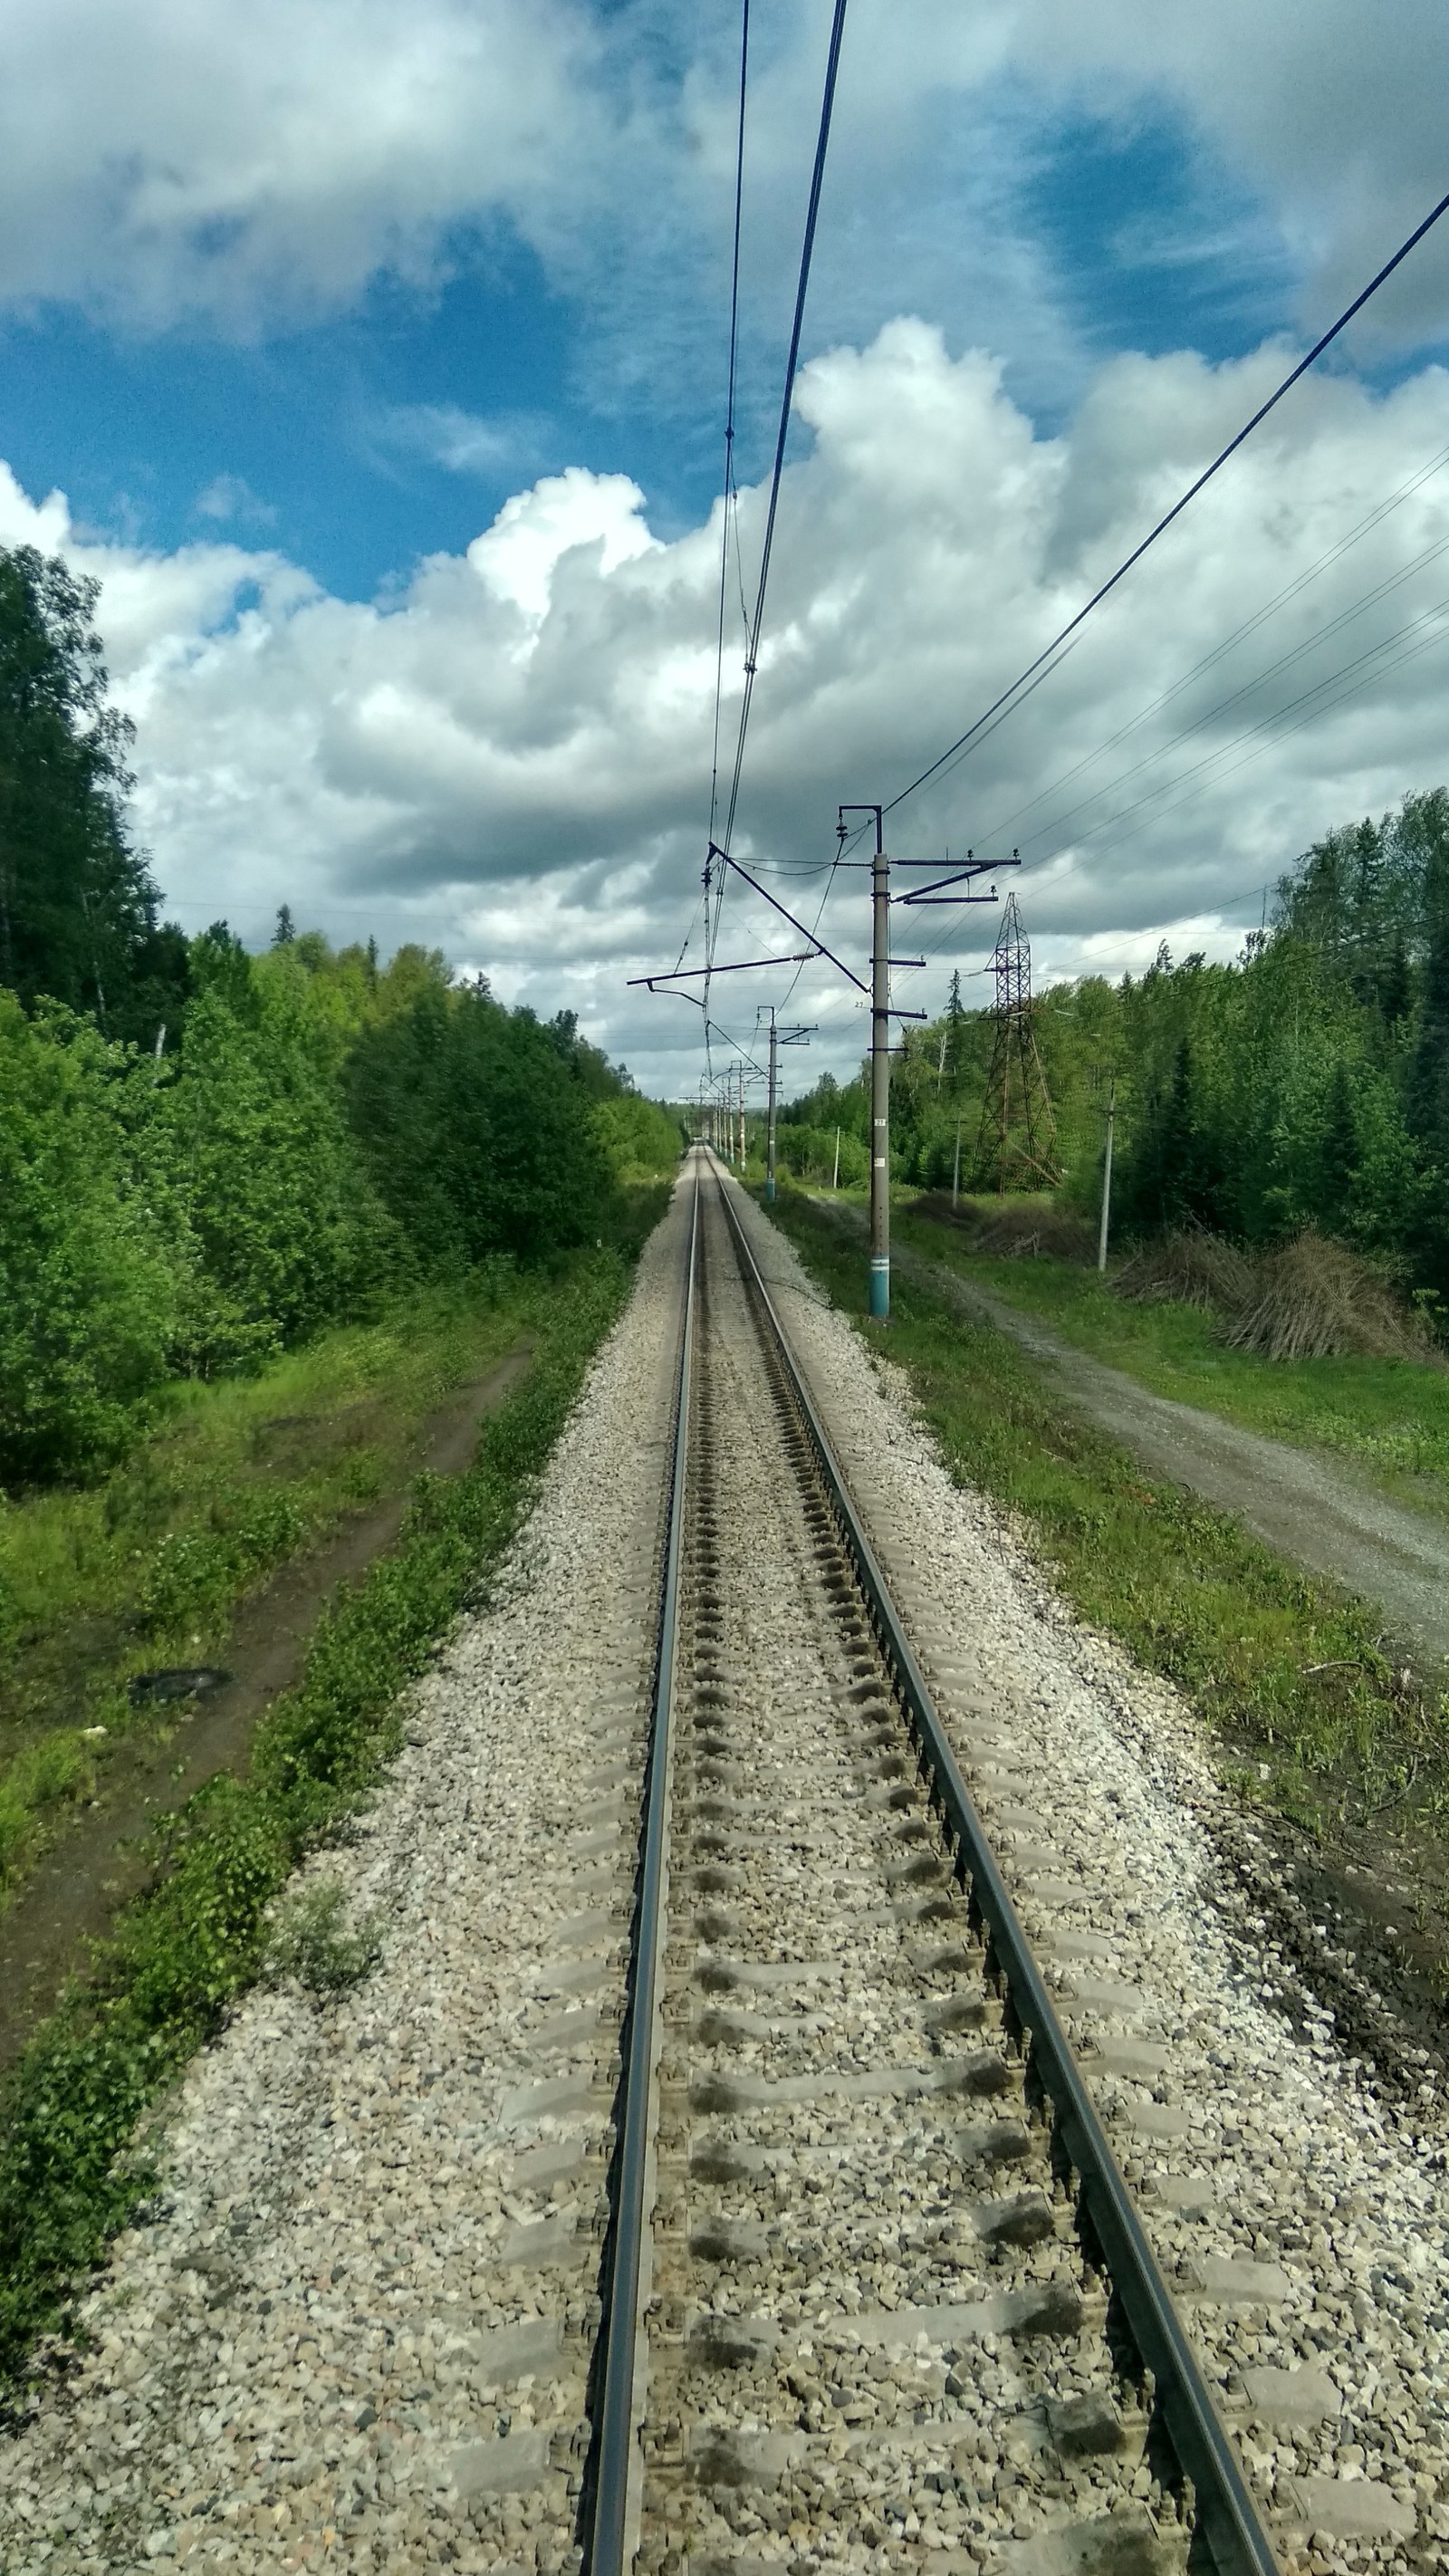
[{"left": 2, "top": 1157, "right": 1445, "bottom": 2576}]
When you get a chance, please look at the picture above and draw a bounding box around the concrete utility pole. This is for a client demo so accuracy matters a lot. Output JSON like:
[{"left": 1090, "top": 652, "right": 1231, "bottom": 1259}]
[
  {"left": 765, "top": 1014, "right": 779, "bottom": 1202},
  {"left": 831, "top": 1127, "right": 840, "bottom": 1191},
  {"left": 838, "top": 802, "right": 892, "bottom": 1317},
  {"left": 952, "top": 1111, "right": 963, "bottom": 1210},
  {"left": 1098, "top": 1071, "right": 1116, "bottom": 1274},
  {"left": 760, "top": 1010, "right": 813, "bottom": 1203},
  {"left": 869, "top": 819, "right": 890, "bottom": 1317}
]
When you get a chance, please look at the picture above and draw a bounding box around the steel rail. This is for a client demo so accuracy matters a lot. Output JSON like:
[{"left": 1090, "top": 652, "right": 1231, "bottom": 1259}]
[
  {"left": 713, "top": 1164, "right": 1282, "bottom": 2576},
  {"left": 584, "top": 1168, "right": 700, "bottom": 2576}
]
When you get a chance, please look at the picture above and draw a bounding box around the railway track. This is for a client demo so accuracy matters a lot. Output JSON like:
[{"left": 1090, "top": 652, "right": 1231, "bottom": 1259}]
[
  {"left": 583, "top": 1153, "right": 1280, "bottom": 2576},
  {"left": 5, "top": 1151, "right": 1439, "bottom": 2573}
]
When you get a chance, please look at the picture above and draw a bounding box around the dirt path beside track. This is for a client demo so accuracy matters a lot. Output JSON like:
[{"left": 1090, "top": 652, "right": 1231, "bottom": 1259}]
[
  {"left": 0, "top": 1341, "right": 533, "bottom": 2076},
  {"left": 833, "top": 1207, "right": 1449, "bottom": 1669}
]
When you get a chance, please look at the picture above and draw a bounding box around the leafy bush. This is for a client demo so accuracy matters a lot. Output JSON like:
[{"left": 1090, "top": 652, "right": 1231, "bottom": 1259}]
[
  {"left": 264, "top": 1879, "right": 381, "bottom": 1995},
  {"left": 135, "top": 1494, "right": 306, "bottom": 1636},
  {"left": 0, "top": 998, "right": 178, "bottom": 1483}
]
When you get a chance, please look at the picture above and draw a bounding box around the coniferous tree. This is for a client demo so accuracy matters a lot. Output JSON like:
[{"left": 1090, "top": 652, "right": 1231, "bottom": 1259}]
[{"left": 0, "top": 545, "right": 186, "bottom": 1037}]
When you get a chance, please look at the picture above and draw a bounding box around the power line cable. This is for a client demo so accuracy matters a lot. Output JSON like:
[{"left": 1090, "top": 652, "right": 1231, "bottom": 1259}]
[
  {"left": 966, "top": 434, "right": 1449, "bottom": 856},
  {"left": 705, "top": 0, "right": 751, "bottom": 877},
  {"left": 697, "top": 0, "right": 753, "bottom": 1020},
  {"left": 714, "top": 0, "right": 851, "bottom": 882},
  {"left": 882, "top": 182, "right": 1449, "bottom": 820},
  {"left": 1003, "top": 520, "right": 1449, "bottom": 861},
  {"left": 910, "top": 587, "right": 1449, "bottom": 985}
]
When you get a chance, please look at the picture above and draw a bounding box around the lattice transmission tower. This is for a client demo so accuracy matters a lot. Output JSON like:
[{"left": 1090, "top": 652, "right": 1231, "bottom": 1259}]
[{"left": 974, "top": 894, "right": 1060, "bottom": 1192}]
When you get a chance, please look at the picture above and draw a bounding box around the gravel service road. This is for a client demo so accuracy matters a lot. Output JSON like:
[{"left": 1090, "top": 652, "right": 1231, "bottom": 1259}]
[
  {"left": 876, "top": 1217, "right": 1449, "bottom": 1669},
  {"left": 3, "top": 1162, "right": 1447, "bottom": 2576}
]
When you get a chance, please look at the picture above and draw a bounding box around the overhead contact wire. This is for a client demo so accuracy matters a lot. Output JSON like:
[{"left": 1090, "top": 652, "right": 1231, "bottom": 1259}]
[
  {"left": 703, "top": 0, "right": 753, "bottom": 1044},
  {"left": 718, "top": 0, "right": 850, "bottom": 870}
]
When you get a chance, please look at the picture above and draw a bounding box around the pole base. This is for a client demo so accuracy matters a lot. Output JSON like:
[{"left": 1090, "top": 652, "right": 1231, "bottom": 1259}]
[
  {"left": 868, "top": 1257, "right": 890, "bottom": 1320},
  {"left": 764, "top": 1177, "right": 775, "bottom": 1202}
]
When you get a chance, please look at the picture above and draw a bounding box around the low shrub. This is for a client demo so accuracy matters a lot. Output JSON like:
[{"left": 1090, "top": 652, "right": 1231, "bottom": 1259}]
[
  {"left": 910, "top": 1193, "right": 1097, "bottom": 1264},
  {"left": 264, "top": 1878, "right": 382, "bottom": 1995},
  {"left": 1112, "top": 1228, "right": 1255, "bottom": 1314},
  {"left": 1223, "top": 1230, "right": 1435, "bottom": 1363}
]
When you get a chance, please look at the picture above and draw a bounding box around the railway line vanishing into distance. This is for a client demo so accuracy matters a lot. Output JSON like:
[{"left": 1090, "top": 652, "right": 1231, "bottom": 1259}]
[
  {"left": 584, "top": 1153, "right": 1278, "bottom": 2576},
  {"left": 4, "top": 1154, "right": 1446, "bottom": 2576}
]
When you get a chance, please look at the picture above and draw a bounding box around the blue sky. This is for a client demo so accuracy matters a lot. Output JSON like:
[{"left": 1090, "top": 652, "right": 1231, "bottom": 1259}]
[
  {"left": 0, "top": 59, "right": 1408, "bottom": 604},
  {"left": 3, "top": 0, "right": 1449, "bottom": 1092}
]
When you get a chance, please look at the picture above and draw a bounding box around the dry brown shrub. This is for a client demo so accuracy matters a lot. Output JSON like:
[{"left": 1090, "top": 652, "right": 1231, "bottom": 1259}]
[
  {"left": 970, "top": 1204, "right": 1098, "bottom": 1264},
  {"left": 1223, "top": 1229, "right": 1433, "bottom": 1363},
  {"left": 1111, "top": 1228, "right": 1255, "bottom": 1315},
  {"left": 910, "top": 1195, "right": 1097, "bottom": 1263}
]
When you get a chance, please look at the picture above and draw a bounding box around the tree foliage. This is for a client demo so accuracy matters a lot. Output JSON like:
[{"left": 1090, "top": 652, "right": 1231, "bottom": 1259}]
[
  {"left": 803, "top": 789, "right": 1449, "bottom": 1303},
  {"left": 0, "top": 543, "right": 678, "bottom": 1487},
  {"left": 0, "top": 548, "right": 189, "bottom": 1047}
]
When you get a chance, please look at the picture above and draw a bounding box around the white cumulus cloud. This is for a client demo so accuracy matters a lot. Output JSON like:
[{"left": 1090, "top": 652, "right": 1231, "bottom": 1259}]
[{"left": 5, "top": 324, "right": 1449, "bottom": 1096}]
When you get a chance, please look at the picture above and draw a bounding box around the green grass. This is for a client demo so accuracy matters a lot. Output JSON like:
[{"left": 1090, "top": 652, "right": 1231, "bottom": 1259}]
[
  {"left": 0, "top": 1177, "right": 673, "bottom": 1893},
  {"left": 768, "top": 1185, "right": 1449, "bottom": 1870},
  {"left": 0, "top": 1275, "right": 540, "bottom": 1893},
  {"left": 0, "top": 1206, "right": 664, "bottom": 2392},
  {"left": 892, "top": 1197, "right": 1449, "bottom": 1520}
]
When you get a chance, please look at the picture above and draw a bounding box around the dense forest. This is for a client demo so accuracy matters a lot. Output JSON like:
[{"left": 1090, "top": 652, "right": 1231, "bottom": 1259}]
[
  {"left": 0, "top": 543, "right": 680, "bottom": 1485},
  {"left": 779, "top": 789, "right": 1449, "bottom": 1305}
]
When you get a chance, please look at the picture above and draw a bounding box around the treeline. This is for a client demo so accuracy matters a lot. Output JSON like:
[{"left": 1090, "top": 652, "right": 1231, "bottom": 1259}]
[
  {"left": 0, "top": 543, "right": 681, "bottom": 1485},
  {"left": 782, "top": 788, "right": 1449, "bottom": 1298}
]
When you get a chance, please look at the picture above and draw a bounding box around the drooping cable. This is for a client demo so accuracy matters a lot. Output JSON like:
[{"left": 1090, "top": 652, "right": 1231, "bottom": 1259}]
[
  {"left": 706, "top": 0, "right": 752, "bottom": 868},
  {"left": 1000, "top": 518, "right": 1449, "bottom": 863},
  {"left": 883, "top": 181, "right": 1449, "bottom": 820},
  {"left": 908, "top": 592, "right": 1449, "bottom": 984},
  {"left": 716, "top": 0, "right": 850, "bottom": 876},
  {"left": 699, "top": 0, "right": 753, "bottom": 1043}
]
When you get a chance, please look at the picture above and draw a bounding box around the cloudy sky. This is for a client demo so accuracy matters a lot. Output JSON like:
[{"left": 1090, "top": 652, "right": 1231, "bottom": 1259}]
[{"left": 4, "top": 0, "right": 1449, "bottom": 1096}]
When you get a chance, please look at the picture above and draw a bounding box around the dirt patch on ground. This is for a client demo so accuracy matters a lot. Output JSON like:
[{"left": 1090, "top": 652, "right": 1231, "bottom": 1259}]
[{"left": 0, "top": 1344, "right": 532, "bottom": 2075}]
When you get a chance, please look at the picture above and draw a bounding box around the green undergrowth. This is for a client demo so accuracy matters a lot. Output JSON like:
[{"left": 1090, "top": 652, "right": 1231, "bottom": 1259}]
[
  {"left": 0, "top": 1187, "right": 662, "bottom": 1896},
  {"left": 0, "top": 1205, "right": 661, "bottom": 2393},
  {"left": 895, "top": 1199, "right": 1449, "bottom": 1519},
  {"left": 768, "top": 1185, "right": 1449, "bottom": 1884}
]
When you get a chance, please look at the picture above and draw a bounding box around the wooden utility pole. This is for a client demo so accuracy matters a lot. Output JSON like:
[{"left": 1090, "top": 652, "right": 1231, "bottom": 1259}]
[{"left": 1098, "top": 1072, "right": 1116, "bottom": 1273}]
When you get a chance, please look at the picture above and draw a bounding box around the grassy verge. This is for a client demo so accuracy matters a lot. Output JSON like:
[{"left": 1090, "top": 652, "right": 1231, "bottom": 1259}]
[
  {"left": 768, "top": 1185, "right": 1449, "bottom": 1916},
  {"left": 0, "top": 1283, "right": 527, "bottom": 1887},
  {"left": 893, "top": 1197, "right": 1449, "bottom": 1519},
  {"left": 0, "top": 1190, "right": 667, "bottom": 1896},
  {"left": 0, "top": 1197, "right": 665, "bottom": 2390}
]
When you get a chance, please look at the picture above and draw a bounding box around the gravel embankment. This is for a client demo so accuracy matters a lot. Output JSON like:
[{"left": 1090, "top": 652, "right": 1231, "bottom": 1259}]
[{"left": 0, "top": 1189, "right": 691, "bottom": 2575}]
